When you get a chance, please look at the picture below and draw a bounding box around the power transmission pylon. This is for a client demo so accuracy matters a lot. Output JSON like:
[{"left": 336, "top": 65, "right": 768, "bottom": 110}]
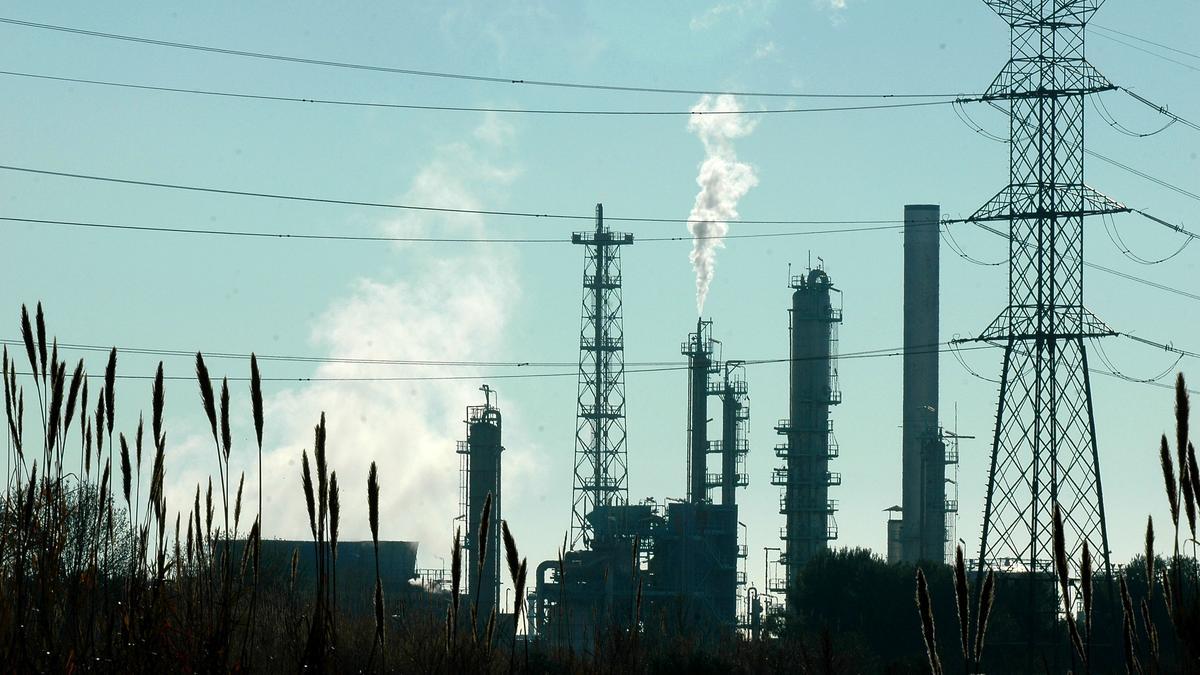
[
  {"left": 970, "top": 1, "right": 1128, "bottom": 591},
  {"left": 570, "top": 204, "right": 634, "bottom": 549}
]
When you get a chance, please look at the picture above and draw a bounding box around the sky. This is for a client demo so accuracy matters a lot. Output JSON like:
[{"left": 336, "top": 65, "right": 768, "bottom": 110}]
[{"left": 1, "top": 0, "right": 1198, "bottom": 607}]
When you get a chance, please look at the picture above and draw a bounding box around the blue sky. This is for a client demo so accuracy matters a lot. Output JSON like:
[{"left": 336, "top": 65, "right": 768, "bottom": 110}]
[{"left": 2, "top": 0, "right": 1198, "bottom": 602}]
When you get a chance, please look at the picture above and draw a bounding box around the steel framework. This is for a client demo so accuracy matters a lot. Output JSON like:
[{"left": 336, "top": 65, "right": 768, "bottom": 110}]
[
  {"left": 972, "top": 0, "right": 1127, "bottom": 582},
  {"left": 570, "top": 204, "right": 634, "bottom": 549}
]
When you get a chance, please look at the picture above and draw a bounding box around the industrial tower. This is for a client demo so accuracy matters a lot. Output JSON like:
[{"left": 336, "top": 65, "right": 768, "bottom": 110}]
[
  {"left": 970, "top": 1, "right": 1124, "bottom": 582},
  {"left": 457, "top": 386, "right": 503, "bottom": 631},
  {"left": 682, "top": 321, "right": 751, "bottom": 506},
  {"left": 774, "top": 268, "right": 841, "bottom": 600},
  {"left": 570, "top": 204, "right": 634, "bottom": 549},
  {"left": 900, "top": 204, "right": 952, "bottom": 564},
  {"left": 715, "top": 360, "right": 750, "bottom": 507},
  {"left": 683, "top": 319, "right": 718, "bottom": 503}
]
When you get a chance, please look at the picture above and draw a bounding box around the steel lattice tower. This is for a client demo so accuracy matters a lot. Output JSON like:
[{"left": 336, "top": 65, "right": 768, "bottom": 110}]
[
  {"left": 971, "top": 0, "right": 1127, "bottom": 582},
  {"left": 570, "top": 204, "right": 634, "bottom": 549}
]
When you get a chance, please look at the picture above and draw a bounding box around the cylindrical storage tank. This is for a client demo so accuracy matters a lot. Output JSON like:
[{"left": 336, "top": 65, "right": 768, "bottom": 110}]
[
  {"left": 467, "top": 409, "right": 502, "bottom": 631},
  {"left": 901, "top": 204, "right": 943, "bottom": 563}
]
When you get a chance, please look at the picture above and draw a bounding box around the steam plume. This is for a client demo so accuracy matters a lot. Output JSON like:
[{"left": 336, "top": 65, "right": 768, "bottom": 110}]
[{"left": 686, "top": 94, "right": 759, "bottom": 313}]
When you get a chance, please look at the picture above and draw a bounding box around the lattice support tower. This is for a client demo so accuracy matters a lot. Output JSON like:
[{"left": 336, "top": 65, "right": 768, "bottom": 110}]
[
  {"left": 570, "top": 204, "right": 634, "bottom": 549},
  {"left": 971, "top": 0, "right": 1128, "bottom": 587}
]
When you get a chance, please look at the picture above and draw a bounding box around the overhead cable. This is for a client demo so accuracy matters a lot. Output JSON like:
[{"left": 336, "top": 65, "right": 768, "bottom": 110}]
[
  {"left": 0, "top": 69, "right": 965, "bottom": 116},
  {"left": 1118, "top": 88, "right": 1200, "bottom": 134},
  {"left": 0, "top": 163, "right": 902, "bottom": 226},
  {"left": 1092, "top": 24, "right": 1200, "bottom": 63},
  {"left": 0, "top": 215, "right": 905, "bottom": 243},
  {"left": 1091, "top": 29, "right": 1200, "bottom": 74},
  {"left": 1, "top": 341, "right": 998, "bottom": 382},
  {"left": 0, "top": 16, "right": 976, "bottom": 99}
]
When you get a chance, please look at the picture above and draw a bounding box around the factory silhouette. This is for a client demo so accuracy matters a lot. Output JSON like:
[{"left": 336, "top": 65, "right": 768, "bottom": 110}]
[{"left": 426, "top": 202, "right": 956, "bottom": 643}]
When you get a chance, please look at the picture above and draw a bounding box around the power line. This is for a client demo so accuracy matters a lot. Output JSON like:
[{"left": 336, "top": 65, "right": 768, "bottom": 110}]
[
  {"left": 0, "top": 16, "right": 976, "bottom": 100},
  {"left": 1, "top": 341, "right": 999, "bottom": 382},
  {"left": 0, "top": 69, "right": 965, "bottom": 117},
  {"left": 1087, "top": 149, "right": 1200, "bottom": 202},
  {"left": 965, "top": 220, "right": 1200, "bottom": 303},
  {"left": 1092, "top": 24, "right": 1200, "bottom": 63},
  {"left": 13, "top": 345, "right": 1185, "bottom": 394},
  {"left": 1121, "top": 333, "right": 1200, "bottom": 361},
  {"left": 1091, "top": 27, "right": 1200, "bottom": 74},
  {"left": 0, "top": 215, "right": 905, "bottom": 243},
  {"left": 0, "top": 163, "right": 904, "bottom": 226},
  {"left": 1092, "top": 366, "right": 1199, "bottom": 395},
  {"left": 1118, "top": 88, "right": 1200, "bottom": 134}
]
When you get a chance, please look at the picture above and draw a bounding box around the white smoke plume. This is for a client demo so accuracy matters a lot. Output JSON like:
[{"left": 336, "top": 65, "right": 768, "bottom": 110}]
[{"left": 686, "top": 94, "right": 759, "bottom": 314}]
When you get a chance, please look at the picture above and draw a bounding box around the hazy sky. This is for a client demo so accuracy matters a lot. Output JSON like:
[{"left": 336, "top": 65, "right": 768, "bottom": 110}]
[{"left": 2, "top": 0, "right": 1198, "bottom": 601}]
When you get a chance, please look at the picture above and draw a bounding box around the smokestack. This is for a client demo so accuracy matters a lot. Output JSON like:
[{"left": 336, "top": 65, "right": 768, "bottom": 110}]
[
  {"left": 900, "top": 204, "right": 944, "bottom": 563},
  {"left": 460, "top": 386, "right": 503, "bottom": 630},
  {"left": 684, "top": 319, "right": 714, "bottom": 503}
]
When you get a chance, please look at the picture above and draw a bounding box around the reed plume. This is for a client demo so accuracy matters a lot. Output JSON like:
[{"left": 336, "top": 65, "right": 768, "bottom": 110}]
[
  {"left": 35, "top": 302, "right": 47, "bottom": 381},
  {"left": 1146, "top": 515, "right": 1155, "bottom": 596},
  {"left": 502, "top": 521, "right": 521, "bottom": 604},
  {"left": 329, "top": 471, "right": 340, "bottom": 562},
  {"left": 1052, "top": 503, "right": 1085, "bottom": 666},
  {"left": 325, "top": 470, "right": 339, "bottom": 650},
  {"left": 64, "top": 359, "right": 83, "bottom": 438},
  {"left": 502, "top": 520, "right": 523, "bottom": 669},
  {"left": 220, "top": 378, "right": 231, "bottom": 461},
  {"left": 104, "top": 348, "right": 116, "bottom": 435},
  {"left": 914, "top": 568, "right": 942, "bottom": 675},
  {"left": 1141, "top": 596, "right": 1159, "bottom": 666},
  {"left": 248, "top": 353, "right": 263, "bottom": 657},
  {"left": 367, "top": 461, "right": 379, "bottom": 544},
  {"left": 46, "top": 360, "right": 65, "bottom": 454},
  {"left": 195, "top": 353, "right": 218, "bottom": 443},
  {"left": 120, "top": 434, "right": 132, "bottom": 506},
  {"left": 315, "top": 414, "right": 328, "bottom": 556},
  {"left": 1179, "top": 373, "right": 1190, "bottom": 481},
  {"left": 974, "top": 570, "right": 996, "bottom": 666},
  {"left": 20, "top": 305, "right": 37, "bottom": 386},
  {"left": 367, "top": 461, "right": 385, "bottom": 668},
  {"left": 234, "top": 472, "right": 244, "bottom": 534},
  {"left": 301, "top": 450, "right": 317, "bottom": 541},
  {"left": 152, "top": 362, "right": 164, "bottom": 446},
  {"left": 952, "top": 545, "right": 971, "bottom": 666},
  {"left": 450, "top": 527, "right": 462, "bottom": 647},
  {"left": 1119, "top": 575, "right": 1143, "bottom": 675},
  {"left": 95, "top": 392, "right": 105, "bottom": 458},
  {"left": 1161, "top": 435, "right": 1180, "bottom": 528}
]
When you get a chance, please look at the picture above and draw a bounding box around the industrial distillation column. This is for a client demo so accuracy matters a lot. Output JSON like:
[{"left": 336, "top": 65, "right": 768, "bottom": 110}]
[
  {"left": 775, "top": 268, "right": 841, "bottom": 603},
  {"left": 718, "top": 361, "right": 749, "bottom": 507},
  {"left": 900, "top": 204, "right": 946, "bottom": 563},
  {"left": 457, "top": 386, "right": 503, "bottom": 631},
  {"left": 683, "top": 319, "right": 715, "bottom": 503}
]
